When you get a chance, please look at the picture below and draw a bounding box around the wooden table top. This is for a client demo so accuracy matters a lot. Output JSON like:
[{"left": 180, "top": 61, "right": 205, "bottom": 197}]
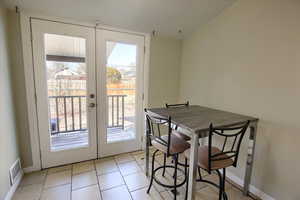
[{"left": 147, "top": 105, "right": 259, "bottom": 134}]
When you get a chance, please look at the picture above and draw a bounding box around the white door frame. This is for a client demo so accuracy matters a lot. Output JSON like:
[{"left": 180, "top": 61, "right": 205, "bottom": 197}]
[
  {"left": 20, "top": 12, "right": 150, "bottom": 172},
  {"left": 96, "top": 29, "right": 145, "bottom": 157},
  {"left": 31, "top": 19, "right": 98, "bottom": 168}
]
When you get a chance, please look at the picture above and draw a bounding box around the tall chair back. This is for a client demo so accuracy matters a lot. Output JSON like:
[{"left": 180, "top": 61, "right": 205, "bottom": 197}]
[
  {"left": 166, "top": 101, "right": 189, "bottom": 108},
  {"left": 145, "top": 109, "right": 173, "bottom": 156},
  {"left": 207, "top": 121, "right": 250, "bottom": 173},
  {"left": 165, "top": 101, "right": 189, "bottom": 130}
]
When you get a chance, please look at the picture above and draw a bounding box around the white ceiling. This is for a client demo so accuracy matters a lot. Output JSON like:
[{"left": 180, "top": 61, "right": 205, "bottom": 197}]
[{"left": 4, "top": 0, "right": 236, "bottom": 38}]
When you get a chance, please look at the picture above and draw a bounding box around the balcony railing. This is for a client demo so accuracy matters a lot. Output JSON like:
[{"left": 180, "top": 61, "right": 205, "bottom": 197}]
[
  {"left": 107, "top": 94, "right": 126, "bottom": 129},
  {"left": 49, "top": 94, "right": 127, "bottom": 135}
]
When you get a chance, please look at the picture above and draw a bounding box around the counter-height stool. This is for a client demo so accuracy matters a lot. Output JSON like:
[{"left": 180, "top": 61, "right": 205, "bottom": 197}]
[
  {"left": 184, "top": 121, "right": 250, "bottom": 200},
  {"left": 165, "top": 101, "right": 191, "bottom": 141},
  {"left": 145, "top": 109, "right": 190, "bottom": 200}
]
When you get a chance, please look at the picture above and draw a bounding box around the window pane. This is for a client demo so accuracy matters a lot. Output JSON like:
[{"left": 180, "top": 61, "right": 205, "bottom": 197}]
[
  {"left": 45, "top": 34, "right": 89, "bottom": 151},
  {"left": 106, "top": 41, "right": 137, "bottom": 143}
]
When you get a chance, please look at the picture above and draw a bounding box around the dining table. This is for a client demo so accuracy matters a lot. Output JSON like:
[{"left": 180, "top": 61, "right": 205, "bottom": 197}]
[{"left": 145, "top": 105, "right": 259, "bottom": 200}]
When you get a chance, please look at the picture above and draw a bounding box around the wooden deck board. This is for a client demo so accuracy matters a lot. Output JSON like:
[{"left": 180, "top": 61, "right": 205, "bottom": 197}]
[{"left": 51, "top": 127, "right": 135, "bottom": 151}]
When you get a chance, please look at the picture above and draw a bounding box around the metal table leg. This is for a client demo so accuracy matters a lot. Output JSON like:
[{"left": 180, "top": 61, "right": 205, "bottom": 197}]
[
  {"left": 243, "top": 122, "right": 258, "bottom": 195},
  {"left": 145, "top": 132, "right": 150, "bottom": 177},
  {"left": 187, "top": 132, "right": 199, "bottom": 200}
]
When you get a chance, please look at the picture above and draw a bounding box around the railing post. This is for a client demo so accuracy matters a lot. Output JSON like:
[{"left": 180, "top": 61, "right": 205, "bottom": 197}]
[
  {"left": 71, "top": 97, "right": 74, "bottom": 131},
  {"left": 122, "top": 96, "right": 125, "bottom": 130},
  {"left": 112, "top": 96, "right": 114, "bottom": 127},
  {"left": 117, "top": 96, "right": 119, "bottom": 127},
  {"left": 49, "top": 95, "right": 88, "bottom": 135},
  {"left": 63, "top": 97, "right": 67, "bottom": 132},
  {"left": 49, "top": 94, "right": 128, "bottom": 135},
  {"left": 56, "top": 97, "right": 60, "bottom": 133},
  {"left": 79, "top": 96, "right": 82, "bottom": 130}
]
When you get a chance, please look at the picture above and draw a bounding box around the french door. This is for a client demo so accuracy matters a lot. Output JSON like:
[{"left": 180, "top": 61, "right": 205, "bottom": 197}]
[
  {"left": 31, "top": 19, "right": 144, "bottom": 168},
  {"left": 32, "top": 19, "right": 97, "bottom": 168},
  {"left": 97, "top": 30, "right": 145, "bottom": 157}
]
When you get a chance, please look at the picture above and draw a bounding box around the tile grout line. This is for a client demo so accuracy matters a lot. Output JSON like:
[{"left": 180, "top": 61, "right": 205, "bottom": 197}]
[
  {"left": 96, "top": 156, "right": 129, "bottom": 196},
  {"left": 71, "top": 162, "right": 99, "bottom": 192},
  {"left": 70, "top": 163, "right": 73, "bottom": 200},
  {"left": 99, "top": 183, "right": 126, "bottom": 192},
  {"left": 94, "top": 159, "right": 104, "bottom": 200},
  {"left": 20, "top": 151, "right": 254, "bottom": 200},
  {"left": 71, "top": 162, "right": 96, "bottom": 176},
  {"left": 96, "top": 157, "right": 126, "bottom": 192},
  {"left": 39, "top": 169, "right": 48, "bottom": 200},
  {"left": 143, "top": 150, "right": 165, "bottom": 199},
  {"left": 115, "top": 155, "right": 135, "bottom": 200},
  {"left": 138, "top": 150, "right": 167, "bottom": 200},
  {"left": 83, "top": 154, "right": 162, "bottom": 199}
]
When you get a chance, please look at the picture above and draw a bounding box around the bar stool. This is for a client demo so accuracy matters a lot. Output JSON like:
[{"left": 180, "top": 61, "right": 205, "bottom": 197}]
[
  {"left": 184, "top": 121, "right": 250, "bottom": 200},
  {"left": 165, "top": 101, "right": 201, "bottom": 179},
  {"left": 145, "top": 109, "right": 190, "bottom": 200},
  {"left": 165, "top": 101, "right": 191, "bottom": 141}
]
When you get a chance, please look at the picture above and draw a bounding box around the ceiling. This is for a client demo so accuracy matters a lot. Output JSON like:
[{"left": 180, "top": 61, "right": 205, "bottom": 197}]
[{"left": 4, "top": 0, "right": 236, "bottom": 38}]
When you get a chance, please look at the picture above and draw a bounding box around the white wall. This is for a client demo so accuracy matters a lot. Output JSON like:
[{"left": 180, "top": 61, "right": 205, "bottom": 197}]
[
  {"left": 8, "top": 11, "right": 33, "bottom": 168},
  {"left": 148, "top": 36, "right": 182, "bottom": 107},
  {"left": 179, "top": 0, "right": 300, "bottom": 199},
  {"left": 0, "top": 5, "right": 20, "bottom": 199}
]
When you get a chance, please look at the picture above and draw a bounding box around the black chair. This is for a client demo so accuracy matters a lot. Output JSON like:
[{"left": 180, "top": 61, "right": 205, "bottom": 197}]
[
  {"left": 165, "top": 101, "right": 189, "bottom": 108},
  {"left": 165, "top": 101, "right": 191, "bottom": 141},
  {"left": 184, "top": 121, "right": 250, "bottom": 200},
  {"left": 145, "top": 109, "right": 190, "bottom": 200}
]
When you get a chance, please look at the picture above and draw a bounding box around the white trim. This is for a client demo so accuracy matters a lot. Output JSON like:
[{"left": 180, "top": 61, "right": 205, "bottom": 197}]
[
  {"left": 143, "top": 35, "right": 151, "bottom": 109},
  {"left": 31, "top": 19, "right": 98, "bottom": 168},
  {"left": 20, "top": 13, "right": 42, "bottom": 171},
  {"left": 23, "top": 166, "right": 38, "bottom": 173},
  {"left": 226, "top": 171, "right": 275, "bottom": 200},
  {"left": 96, "top": 29, "right": 145, "bottom": 157},
  {"left": 20, "top": 11, "right": 95, "bottom": 27},
  {"left": 141, "top": 35, "right": 151, "bottom": 150},
  {"left": 20, "top": 12, "right": 151, "bottom": 169},
  {"left": 4, "top": 170, "right": 23, "bottom": 200},
  {"left": 20, "top": 10, "right": 150, "bottom": 37}
]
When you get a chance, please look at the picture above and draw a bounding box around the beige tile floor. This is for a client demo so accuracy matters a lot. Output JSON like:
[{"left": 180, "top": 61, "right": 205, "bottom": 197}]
[{"left": 13, "top": 150, "right": 256, "bottom": 200}]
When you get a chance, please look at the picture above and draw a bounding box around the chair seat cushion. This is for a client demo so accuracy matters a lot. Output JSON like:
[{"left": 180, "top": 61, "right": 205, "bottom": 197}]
[
  {"left": 152, "top": 134, "right": 190, "bottom": 155},
  {"left": 172, "top": 130, "right": 191, "bottom": 141},
  {"left": 184, "top": 146, "right": 234, "bottom": 170}
]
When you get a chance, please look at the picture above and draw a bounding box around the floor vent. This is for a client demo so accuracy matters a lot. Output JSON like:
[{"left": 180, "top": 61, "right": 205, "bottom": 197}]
[{"left": 9, "top": 159, "right": 22, "bottom": 185}]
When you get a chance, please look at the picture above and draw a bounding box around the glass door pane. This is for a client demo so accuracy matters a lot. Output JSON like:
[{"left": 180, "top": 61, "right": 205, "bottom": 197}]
[
  {"left": 45, "top": 34, "right": 89, "bottom": 151},
  {"left": 32, "top": 19, "right": 97, "bottom": 168},
  {"left": 106, "top": 42, "right": 137, "bottom": 143}
]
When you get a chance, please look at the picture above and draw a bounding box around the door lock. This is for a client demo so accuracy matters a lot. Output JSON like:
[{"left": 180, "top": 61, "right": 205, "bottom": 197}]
[{"left": 89, "top": 103, "right": 96, "bottom": 108}]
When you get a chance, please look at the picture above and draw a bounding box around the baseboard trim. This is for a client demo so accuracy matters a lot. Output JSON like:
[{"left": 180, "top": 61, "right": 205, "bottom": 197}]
[
  {"left": 4, "top": 170, "right": 23, "bottom": 200},
  {"left": 23, "top": 165, "right": 40, "bottom": 173},
  {"left": 226, "top": 171, "right": 275, "bottom": 200}
]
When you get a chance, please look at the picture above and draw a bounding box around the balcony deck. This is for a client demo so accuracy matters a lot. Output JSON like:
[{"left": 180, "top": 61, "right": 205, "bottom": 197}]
[{"left": 51, "top": 127, "right": 135, "bottom": 151}]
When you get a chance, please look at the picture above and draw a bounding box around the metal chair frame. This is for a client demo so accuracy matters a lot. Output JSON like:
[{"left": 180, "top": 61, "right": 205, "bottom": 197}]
[
  {"left": 145, "top": 109, "right": 187, "bottom": 200},
  {"left": 185, "top": 120, "right": 250, "bottom": 200},
  {"left": 166, "top": 101, "right": 189, "bottom": 131}
]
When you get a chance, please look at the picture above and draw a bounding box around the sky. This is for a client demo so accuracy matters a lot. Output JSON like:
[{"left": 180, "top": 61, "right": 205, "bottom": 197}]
[
  {"left": 107, "top": 43, "right": 137, "bottom": 66},
  {"left": 46, "top": 42, "right": 137, "bottom": 73}
]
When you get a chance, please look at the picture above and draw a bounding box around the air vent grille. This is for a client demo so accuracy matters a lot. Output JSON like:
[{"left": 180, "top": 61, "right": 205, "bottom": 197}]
[{"left": 9, "top": 159, "right": 22, "bottom": 185}]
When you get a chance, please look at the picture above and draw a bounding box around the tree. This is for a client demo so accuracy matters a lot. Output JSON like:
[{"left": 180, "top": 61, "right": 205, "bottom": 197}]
[{"left": 107, "top": 67, "right": 122, "bottom": 83}]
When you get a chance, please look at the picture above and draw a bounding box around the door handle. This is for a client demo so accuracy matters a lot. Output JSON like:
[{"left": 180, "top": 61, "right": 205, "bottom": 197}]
[{"left": 89, "top": 103, "right": 96, "bottom": 108}]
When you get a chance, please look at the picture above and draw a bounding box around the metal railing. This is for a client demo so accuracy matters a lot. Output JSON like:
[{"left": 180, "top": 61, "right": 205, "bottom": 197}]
[
  {"left": 107, "top": 95, "right": 126, "bottom": 129},
  {"left": 49, "top": 94, "right": 127, "bottom": 135},
  {"left": 49, "top": 95, "right": 87, "bottom": 135}
]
